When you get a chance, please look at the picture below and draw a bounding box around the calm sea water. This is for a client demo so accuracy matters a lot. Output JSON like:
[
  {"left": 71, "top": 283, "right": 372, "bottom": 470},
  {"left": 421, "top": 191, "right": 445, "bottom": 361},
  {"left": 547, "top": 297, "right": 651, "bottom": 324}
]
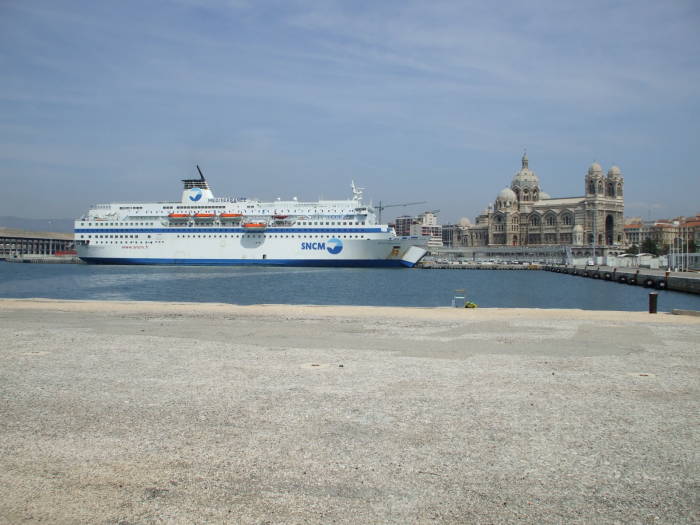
[{"left": 1, "top": 262, "right": 699, "bottom": 311}]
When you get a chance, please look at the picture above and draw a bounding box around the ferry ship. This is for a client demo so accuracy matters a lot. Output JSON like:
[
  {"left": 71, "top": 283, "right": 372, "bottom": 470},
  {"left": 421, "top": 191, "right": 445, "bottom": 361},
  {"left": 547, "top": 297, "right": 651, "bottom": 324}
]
[{"left": 74, "top": 168, "right": 428, "bottom": 267}]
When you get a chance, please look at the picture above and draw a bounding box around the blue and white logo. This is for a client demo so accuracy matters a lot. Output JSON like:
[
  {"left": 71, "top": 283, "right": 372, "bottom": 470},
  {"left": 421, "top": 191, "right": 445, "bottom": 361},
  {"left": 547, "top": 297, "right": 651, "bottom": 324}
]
[
  {"left": 326, "top": 237, "right": 343, "bottom": 255},
  {"left": 189, "top": 188, "right": 203, "bottom": 202},
  {"left": 300, "top": 237, "right": 343, "bottom": 255}
]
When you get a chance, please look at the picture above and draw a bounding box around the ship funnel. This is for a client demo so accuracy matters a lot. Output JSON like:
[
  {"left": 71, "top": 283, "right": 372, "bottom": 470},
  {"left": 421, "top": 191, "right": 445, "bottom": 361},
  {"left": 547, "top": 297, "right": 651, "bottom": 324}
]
[{"left": 181, "top": 165, "right": 215, "bottom": 203}]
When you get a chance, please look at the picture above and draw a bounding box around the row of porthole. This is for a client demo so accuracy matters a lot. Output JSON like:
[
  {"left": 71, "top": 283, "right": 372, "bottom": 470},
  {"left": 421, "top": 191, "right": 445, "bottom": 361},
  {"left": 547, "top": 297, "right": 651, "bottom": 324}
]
[
  {"left": 80, "top": 235, "right": 148, "bottom": 239},
  {"left": 173, "top": 234, "right": 368, "bottom": 239},
  {"left": 81, "top": 222, "right": 156, "bottom": 227},
  {"left": 90, "top": 241, "right": 164, "bottom": 245},
  {"left": 82, "top": 233, "right": 371, "bottom": 240}
]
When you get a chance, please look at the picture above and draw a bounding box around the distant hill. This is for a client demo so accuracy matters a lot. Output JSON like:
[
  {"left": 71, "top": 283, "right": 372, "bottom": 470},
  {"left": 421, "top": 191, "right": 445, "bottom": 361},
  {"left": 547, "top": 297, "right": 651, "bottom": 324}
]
[{"left": 0, "top": 216, "right": 74, "bottom": 233}]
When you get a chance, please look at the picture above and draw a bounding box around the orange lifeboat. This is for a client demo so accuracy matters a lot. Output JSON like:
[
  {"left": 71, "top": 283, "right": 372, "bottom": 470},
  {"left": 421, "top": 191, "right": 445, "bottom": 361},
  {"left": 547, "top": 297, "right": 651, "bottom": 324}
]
[
  {"left": 194, "top": 212, "right": 215, "bottom": 219},
  {"left": 242, "top": 222, "right": 266, "bottom": 231},
  {"left": 168, "top": 213, "right": 190, "bottom": 218},
  {"left": 220, "top": 213, "right": 243, "bottom": 221}
]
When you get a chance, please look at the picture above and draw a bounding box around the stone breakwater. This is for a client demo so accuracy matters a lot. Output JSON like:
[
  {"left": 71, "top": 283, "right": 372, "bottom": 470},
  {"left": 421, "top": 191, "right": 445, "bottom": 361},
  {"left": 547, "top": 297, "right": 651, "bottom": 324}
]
[{"left": 1, "top": 299, "right": 699, "bottom": 524}]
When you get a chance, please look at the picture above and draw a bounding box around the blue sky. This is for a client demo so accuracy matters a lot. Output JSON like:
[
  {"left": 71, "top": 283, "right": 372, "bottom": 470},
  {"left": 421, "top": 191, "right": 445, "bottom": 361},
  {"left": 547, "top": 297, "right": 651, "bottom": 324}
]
[{"left": 1, "top": 0, "right": 698, "bottom": 223}]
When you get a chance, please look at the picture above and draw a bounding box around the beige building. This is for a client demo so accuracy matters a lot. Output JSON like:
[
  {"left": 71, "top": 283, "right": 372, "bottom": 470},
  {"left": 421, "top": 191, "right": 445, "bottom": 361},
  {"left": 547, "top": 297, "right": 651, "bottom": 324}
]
[
  {"left": 458, "top": 154, "right": 625, "bottom": 255},
  {"left": 625, "top": 214, "right": 700, "bottom": 252}
]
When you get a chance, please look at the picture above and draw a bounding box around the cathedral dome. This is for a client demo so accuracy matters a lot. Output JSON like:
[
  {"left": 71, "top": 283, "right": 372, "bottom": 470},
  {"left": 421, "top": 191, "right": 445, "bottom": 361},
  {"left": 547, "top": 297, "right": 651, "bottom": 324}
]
[
  {"left": 458, "top": 217, "right": 472, "bottom": 227},
  {"left": 539, "top": 191, "right": 551, "bottom": 200},
  {"left": 497, "top": 187, "right": 517, "bottom": 202},
  {"left": 511, "top": 152, "right": 540, "bottom": 191},
  {"left": 588, "top": 162, "right": 603, "bottom": 175},
  {"left": 607, "top": 165, "right": 621, "bottom": 177}
]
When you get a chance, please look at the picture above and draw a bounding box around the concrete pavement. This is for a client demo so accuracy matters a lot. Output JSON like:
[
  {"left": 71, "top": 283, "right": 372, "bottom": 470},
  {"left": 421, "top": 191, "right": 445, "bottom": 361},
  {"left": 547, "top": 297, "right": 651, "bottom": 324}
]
[{"left": 1, "top": 299, "right": 698, "bottom": 524}]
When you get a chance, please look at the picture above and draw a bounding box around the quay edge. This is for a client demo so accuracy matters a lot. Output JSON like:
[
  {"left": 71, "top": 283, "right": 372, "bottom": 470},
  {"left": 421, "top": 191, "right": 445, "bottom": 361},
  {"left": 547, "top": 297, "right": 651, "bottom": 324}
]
[{"left": 543, "top": 265, "right": 700, "bottom": 295}]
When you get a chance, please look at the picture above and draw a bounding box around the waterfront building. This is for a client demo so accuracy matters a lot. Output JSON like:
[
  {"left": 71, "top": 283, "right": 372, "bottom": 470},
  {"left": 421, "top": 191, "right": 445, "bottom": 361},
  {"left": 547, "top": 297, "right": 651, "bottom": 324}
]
[
  {"left": 623, "top": 219, "right": 673, "bottom": 250},
  {"left": 625, "top": 214, "right": 700, "bottom": 252},
  {"left": 457, "top": 153, "right": 626, "bottom": 256},
  {"left": 395, "top": 211, "right": 443, "bottom": 248},
  {"left": 394, "top": 215, "right": 414, "bottom": 237},
  {"left": 0, "top": 227, "right": 74, "bottom": 259},
  {"left": 686, "top": 214, "right": 700, "bottom": 250}
]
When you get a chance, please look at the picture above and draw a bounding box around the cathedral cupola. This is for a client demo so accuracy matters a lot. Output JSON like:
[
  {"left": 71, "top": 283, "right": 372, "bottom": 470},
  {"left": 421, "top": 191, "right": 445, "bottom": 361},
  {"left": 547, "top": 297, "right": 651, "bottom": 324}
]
[
  {"left": 511, "top": 151, "right": 541, "bottom": 203},
  {"left": 606, "top": 165, "right": 623, "bottom": 199},
  {"left": 585, "top": 161, "right": 604, "bottom": 196},
  {"left": 495, "top": 187, "right": 517, "bottom": 210}
]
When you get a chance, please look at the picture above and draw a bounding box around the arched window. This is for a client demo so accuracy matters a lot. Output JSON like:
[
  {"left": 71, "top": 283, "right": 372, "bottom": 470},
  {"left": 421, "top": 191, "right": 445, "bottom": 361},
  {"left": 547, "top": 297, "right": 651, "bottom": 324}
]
[
  {"left": 589, "top": 182, "right": 595, "bottom": 194},
  {"left": 562, "top": 214, "right": 572, "bottom": 226},
  {"left": 607, "top": 183, "right": 614, "bottom": 197},
  {"left": 530, "top": 215, "right": 540, "bottom": 226},
  {"left": 545, "top": 214, "right": 556, "bottom": 226},
  {"left": 617, "top": 183, "right": 622, "bottom": 196}
]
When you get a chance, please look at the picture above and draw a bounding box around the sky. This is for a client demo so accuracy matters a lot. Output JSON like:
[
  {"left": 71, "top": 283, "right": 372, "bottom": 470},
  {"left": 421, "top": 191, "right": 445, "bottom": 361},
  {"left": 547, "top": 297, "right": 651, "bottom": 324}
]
[{"left": 1, "top": 0, "right": 699, "bottom": 223}]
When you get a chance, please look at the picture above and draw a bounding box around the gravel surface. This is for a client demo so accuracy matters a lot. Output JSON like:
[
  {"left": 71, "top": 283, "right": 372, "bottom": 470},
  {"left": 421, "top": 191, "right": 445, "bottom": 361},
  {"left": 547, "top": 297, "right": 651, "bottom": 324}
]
[{"left": 1, "top": 299, "right": 698, "bottom": 524}]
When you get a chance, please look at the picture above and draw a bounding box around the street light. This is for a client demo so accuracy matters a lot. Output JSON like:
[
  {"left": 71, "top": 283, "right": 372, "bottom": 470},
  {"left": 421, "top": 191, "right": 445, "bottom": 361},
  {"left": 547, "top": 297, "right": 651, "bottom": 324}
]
[{"left": 671, "top": 221, "right": 679, "bottom": 272}]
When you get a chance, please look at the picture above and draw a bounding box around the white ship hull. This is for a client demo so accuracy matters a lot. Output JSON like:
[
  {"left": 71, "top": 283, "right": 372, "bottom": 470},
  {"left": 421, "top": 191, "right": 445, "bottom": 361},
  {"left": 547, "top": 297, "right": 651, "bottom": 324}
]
[
  {"left": 74, "top": 172, "right": 428, "bottom": 267},
  {"left": 76, "top": 229, "right": 426, "bottom": 267}
]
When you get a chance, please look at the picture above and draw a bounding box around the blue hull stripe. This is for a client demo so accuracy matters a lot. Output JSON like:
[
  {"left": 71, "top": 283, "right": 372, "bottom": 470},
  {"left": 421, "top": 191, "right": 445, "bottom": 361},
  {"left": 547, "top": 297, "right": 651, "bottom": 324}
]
[{"left": 80, "top": 257, "right": 416, "bottom": 268}]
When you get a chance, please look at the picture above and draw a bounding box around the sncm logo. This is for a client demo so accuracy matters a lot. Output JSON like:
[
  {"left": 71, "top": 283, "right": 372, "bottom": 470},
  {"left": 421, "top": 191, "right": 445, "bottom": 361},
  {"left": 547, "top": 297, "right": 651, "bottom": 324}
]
[
  {"left": 326, "top": 237, "right": 343, "bottom": 254},
  {"left": 300, "top": 237, "right": 343, "bottom": 255},
  {"left": 189, "top": 188, "right": 203, "bottom": 202}
]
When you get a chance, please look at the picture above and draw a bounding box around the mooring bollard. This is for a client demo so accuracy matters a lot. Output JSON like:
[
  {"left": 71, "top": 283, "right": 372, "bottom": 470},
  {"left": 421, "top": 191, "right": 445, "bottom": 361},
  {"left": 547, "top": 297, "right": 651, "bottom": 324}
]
[{"left": 648, "top": 292, "right": 658, "bottom": 314}]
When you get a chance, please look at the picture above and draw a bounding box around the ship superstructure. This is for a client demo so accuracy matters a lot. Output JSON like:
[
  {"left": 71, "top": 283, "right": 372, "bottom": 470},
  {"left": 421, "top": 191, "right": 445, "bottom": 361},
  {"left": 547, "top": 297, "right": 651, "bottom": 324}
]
[{"left": 74, "top": 168, "right": 427, "bottom": 267}]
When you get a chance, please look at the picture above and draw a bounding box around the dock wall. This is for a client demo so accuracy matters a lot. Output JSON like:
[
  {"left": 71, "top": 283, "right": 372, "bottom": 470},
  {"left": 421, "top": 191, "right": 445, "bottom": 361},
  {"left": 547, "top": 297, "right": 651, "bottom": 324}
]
[{"left": 543, "top": 265, "right": 700, "bottom": 295}]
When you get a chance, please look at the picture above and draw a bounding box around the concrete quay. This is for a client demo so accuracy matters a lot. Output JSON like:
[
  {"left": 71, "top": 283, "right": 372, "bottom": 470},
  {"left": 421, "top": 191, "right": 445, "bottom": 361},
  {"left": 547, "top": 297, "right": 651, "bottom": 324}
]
[
  {"left": 545, "top": 265, "right": 700, "bottom": 295},
  {"left": 419, "top": 262, "right": 541, "bottom": 270},
  {"left": 3, "top": 254, "right": 83, "bottom": 264},
  {"left": 1, "top": 299, "right": 699, "bottom": 524}
]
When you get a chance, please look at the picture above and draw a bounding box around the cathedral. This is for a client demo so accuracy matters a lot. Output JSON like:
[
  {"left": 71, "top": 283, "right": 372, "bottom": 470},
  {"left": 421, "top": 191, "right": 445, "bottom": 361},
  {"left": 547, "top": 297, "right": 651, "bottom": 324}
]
[{"left": 459, "top": 153, "right": 625, "bottom": 254}]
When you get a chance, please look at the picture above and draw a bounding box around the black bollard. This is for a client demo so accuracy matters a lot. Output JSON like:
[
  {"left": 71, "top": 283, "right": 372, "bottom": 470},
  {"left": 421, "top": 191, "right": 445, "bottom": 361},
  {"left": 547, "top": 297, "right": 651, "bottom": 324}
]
[{"left": 648, "top": 292, "right": 658, "bottom": 314}]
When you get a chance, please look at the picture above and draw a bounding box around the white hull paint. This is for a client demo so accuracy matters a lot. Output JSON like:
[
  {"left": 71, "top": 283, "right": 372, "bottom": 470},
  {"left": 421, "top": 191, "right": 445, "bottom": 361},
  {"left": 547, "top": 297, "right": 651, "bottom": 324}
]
[{"left": 75, "top": 174, "right": 427, "bottom": 267}]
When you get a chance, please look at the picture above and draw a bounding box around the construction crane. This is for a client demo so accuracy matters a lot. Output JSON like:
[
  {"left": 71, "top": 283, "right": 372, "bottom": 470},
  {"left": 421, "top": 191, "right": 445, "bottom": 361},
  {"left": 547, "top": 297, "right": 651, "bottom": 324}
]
[{"left": 375, "top": 200, "right": 428, "bottom": 223}]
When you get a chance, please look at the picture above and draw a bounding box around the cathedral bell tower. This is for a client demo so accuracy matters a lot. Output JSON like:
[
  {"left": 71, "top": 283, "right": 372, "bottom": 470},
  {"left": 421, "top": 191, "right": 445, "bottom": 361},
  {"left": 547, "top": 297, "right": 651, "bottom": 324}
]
[{"left": 585, "top": 162, "right": 604, "bottom": 197}]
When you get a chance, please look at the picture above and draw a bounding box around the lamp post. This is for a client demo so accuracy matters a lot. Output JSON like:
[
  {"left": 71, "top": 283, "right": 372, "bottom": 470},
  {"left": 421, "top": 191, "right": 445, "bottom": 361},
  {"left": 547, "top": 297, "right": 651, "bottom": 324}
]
[
  {"left": 590, "top": 200, "right": 597, "bottom": 265},
  {"left": 684, "top": 224, "right": 689, "bottom": 272}
]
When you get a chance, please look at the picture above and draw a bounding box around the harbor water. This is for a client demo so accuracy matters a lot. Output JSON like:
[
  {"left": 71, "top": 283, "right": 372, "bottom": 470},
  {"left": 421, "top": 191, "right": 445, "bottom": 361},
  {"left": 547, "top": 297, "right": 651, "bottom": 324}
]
[{"left": 2, "top": 262, "right": 700, "bottom": 311}]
